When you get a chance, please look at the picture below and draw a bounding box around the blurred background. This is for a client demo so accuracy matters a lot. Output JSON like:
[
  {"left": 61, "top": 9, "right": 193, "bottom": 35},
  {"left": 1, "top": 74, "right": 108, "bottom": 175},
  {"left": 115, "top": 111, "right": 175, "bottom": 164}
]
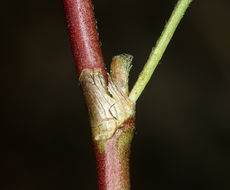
[{"left": 1, "top": 0, "right": 230, "bottom": 189}]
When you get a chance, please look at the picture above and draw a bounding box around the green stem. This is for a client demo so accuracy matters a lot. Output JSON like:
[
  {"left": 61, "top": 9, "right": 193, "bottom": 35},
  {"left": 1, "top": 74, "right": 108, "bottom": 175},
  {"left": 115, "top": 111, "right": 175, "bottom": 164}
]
[{"left": 129, "top": 0, "right": 192, "bottom": 102}]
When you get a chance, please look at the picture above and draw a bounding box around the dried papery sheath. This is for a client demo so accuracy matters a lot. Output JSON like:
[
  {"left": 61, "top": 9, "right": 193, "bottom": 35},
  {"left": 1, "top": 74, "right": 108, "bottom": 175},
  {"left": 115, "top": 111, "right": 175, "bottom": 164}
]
[{"left": 79, "top": 68, "right": 135, "bottom": 141}]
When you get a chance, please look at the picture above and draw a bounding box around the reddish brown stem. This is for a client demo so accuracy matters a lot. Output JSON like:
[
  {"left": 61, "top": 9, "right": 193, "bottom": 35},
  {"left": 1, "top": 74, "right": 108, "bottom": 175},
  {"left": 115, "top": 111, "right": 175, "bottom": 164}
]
[
  {"left": 63, "top": 1, "right": 134, "bottom": 189},
  {"left": 63, "top": 0, "right": 106, "bottom": 77},
  {"left": 94, "top": 118, "right": 135, "bottom": 190}
]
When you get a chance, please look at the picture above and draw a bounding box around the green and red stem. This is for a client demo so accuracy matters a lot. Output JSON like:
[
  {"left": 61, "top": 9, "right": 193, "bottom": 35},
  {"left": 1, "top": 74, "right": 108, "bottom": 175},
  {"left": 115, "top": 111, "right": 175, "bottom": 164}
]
[
  {"left": 63, "top": 0, "right": 134, "bottom": 189},
  {"left": 63, "top": 0, "right": 192, "bottom": 189},
  {"left": 94, "top": 118, "right": 135, "bottom": 190}
]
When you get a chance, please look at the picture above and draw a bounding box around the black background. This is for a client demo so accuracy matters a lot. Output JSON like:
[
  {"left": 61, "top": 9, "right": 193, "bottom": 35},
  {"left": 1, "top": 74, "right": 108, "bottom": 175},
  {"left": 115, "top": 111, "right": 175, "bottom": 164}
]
[{"left": 1, "top": 0, "right": 230, "bottom": 189}]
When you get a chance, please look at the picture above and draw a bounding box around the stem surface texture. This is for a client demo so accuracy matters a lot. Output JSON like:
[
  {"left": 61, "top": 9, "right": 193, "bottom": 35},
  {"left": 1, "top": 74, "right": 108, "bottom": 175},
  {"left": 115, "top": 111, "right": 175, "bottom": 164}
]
[{"left": 63, "top": 0, "right": 106, "bottom": 77}]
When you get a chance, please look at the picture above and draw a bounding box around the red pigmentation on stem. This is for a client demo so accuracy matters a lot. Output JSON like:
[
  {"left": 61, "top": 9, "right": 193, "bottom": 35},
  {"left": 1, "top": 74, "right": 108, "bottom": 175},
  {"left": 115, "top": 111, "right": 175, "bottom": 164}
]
[
  {"left": 63, "top": 0, "right": 106, "bottom": 77},
  {"left": 94, "top": 118, "right": 135, "bottom": 190},
  {"left": 63, "top": 1, "right": 135, "bottom": 189}
]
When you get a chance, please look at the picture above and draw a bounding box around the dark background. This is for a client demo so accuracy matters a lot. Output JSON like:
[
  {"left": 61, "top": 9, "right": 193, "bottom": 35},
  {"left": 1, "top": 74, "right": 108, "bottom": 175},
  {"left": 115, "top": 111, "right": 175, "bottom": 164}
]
[{"left": 1, "top": 0, "right": 230, "bottom": 189}]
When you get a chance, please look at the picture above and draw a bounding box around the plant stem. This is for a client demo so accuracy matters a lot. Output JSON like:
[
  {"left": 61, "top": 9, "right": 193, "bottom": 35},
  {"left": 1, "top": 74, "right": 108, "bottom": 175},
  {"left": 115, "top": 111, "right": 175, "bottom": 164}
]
[
  {"left": 79, "top": 67, "right": 135, "bottom": 190},
  {"left": 94, "top": 118, "right": 135, "bottom": 190},
  {"left": 129, "top": 0, "right": 192, "bottom": 102},
  {"left": 62, "top": 0, "right": 106, "bottom": 78},
  {"left": 63, "top": 0, "right": 192, "bottom": 189},
  {"left": 63, "top": 2, "right": 135, "bottom": 189}
]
